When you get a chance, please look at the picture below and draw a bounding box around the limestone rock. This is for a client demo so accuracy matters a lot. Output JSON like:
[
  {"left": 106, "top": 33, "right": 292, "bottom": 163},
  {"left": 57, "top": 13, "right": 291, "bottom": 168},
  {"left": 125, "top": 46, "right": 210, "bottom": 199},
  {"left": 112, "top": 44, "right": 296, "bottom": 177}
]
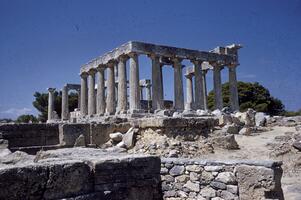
[
  {"left": 169, "top": 165, "right": 185, "bottom": 176},
  {"left": 184, "top": 180, "right": 200, "bottom": 192},
  {"left": 210, "top": 134, "right": 239, "bottom": 150},
  {"left": 201, "top": 171, "right": 214, "bottom": 184},
  {"left": 239, "top": 127, "right": 252, "bottom": 135},
  {"left": 168, "top": 150, "right": 179, "bottom": 158},
  {"left": 210, "top": 181, "right": 227, "bottom": 190},
  {"left": 200, "top": 187, "right": 216, "bottom": 198},
  {"left": 175, "top": 175, "right": 190, "bottom": 183},
  {"left": 212, "top": 109, "right": 222, "bottom": 117},
  {"left": 222, "top": 123, "right": 240, "bottom": 134},
  {"left": 186, "top": 165, "right": 202, "bottom": 172},
  {"left": 74, "top": 134, "right": 86, "bottom": 147},
  {"left": 219, "top": 114, "right": 233, "bottom": 126},
  {"left": 220, "top": 190, "right": 237, "bottom": 200},
  {"left": 204, "top": 166, "right": 223, "bottom": 172},
  {"left": 109, "top": 132, "right": 123, "bottom": 143},
  {"left": 255, "top": 112, "right": 267, "bottom": 126},
  {"left": 227, "top": 185, "right": 238, "bottom": 194},
  {"left": 122, "top": 127, "right": 138, "bottom": 149},
  {"left": 215, "top": 172, "right": 236, "bottom": 184},
  {"left": 292, "top": 140, "right": 301, "bottom": 151}
]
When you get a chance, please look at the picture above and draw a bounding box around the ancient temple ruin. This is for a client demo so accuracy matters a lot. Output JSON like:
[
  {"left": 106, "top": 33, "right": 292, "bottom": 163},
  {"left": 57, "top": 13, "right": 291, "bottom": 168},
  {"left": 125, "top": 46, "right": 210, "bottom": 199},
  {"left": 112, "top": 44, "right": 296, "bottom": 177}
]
[{"left": 47, "top": 41, "right": 242, "bottom": 122}]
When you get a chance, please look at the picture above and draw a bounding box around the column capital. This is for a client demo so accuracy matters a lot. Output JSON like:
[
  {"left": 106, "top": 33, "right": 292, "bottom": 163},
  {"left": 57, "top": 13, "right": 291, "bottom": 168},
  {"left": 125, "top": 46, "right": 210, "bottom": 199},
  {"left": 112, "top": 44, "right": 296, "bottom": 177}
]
[
  {"left": 128, "top": 52, "right": 138, "bottom": 58},
  {"left": 117, "top": 55, "right": 128, "bottom": 62},
  {"left": 191, "top": 59, "right": 204, "bottom": 65},
  {"left": 87, "top": 68, "right": 97, "bottom": 76},
  {"left": 107, "top": 61, "right": 116, "bottom": 68},
  {"left": 148, "top": 53, "right": 159, "bottom": 60},
  {"left": 80, "top": 72, "right": 89, "bottom": 78},
  {"left": 47, "top": 88, "right": 56, "bottom": 93},
  {"left": 171, "top": 57, "right": 183, "bottom": 63},
  {"left": 96, "top": 65, "right": 105, "bottom": 72}
]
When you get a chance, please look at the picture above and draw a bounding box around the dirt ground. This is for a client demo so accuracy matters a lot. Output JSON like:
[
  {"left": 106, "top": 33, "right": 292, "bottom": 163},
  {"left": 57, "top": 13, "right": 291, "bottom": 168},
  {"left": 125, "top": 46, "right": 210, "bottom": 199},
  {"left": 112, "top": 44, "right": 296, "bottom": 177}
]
[{"left": 201, "top": 126, "right": 301, "bottom": 200}]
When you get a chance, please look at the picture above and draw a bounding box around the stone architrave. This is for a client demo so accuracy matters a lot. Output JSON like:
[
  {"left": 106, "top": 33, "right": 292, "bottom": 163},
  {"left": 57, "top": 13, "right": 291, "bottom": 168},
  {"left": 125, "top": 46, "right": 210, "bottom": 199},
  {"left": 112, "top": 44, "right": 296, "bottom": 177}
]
[
  {"left": 80, "top": 72, "right": 88, "bottom": 116},
  {"left": 61, "top": 85, "right": 69, "bottom": 120},
  {"left": 172, "top": 57, "right": 184, "bottom": 110}
]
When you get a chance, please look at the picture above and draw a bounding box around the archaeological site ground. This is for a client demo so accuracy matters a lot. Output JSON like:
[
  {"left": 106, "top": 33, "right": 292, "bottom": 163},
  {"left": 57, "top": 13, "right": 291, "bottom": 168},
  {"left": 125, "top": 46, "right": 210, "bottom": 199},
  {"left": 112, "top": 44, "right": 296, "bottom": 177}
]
[{"left": 1, "top": 41, "right": 301, "bottom": 200}]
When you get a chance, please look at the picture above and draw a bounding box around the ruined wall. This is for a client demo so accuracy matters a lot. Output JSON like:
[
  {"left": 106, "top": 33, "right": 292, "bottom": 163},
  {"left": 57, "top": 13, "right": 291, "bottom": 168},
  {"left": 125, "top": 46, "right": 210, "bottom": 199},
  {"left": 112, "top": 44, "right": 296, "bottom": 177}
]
[
  {"left": 0, "top": 124, "right": 59, "bottom": 149},
  {"left": 0, "top": 149, "right": 162, "bottom": 200},
  {"left": 161, "top": 158, "right": 284, "bottom": 200}
]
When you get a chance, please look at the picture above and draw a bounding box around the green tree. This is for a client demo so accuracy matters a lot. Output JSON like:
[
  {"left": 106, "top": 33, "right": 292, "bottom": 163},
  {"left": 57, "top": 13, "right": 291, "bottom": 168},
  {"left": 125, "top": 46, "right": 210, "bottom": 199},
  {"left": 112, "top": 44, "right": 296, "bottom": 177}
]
[
  {"left": 208, "top": 81, "right": 285, "bottom": 115},
  {"left": 16, "top": 114, "right": 38, "bottom": 123},
  {"left": 33, "top": 91, "right": 78, "bottom": 122}
]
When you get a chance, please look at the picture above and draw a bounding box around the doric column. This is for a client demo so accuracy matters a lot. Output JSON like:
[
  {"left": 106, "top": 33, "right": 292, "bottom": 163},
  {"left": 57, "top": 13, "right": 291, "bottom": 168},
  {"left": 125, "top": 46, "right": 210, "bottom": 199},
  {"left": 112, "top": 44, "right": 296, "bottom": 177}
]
[
  {"left": 185, "top": 74, "right": 193, "bottom": 111},
  {"left": 150, "top": 55, "right": 163, "bottom": 110},
  {"left": 129, "top": 53, "right": 140, "bottom": 111},
  {"left": 77, "top": 90, "right": 81, "bottom": 109},
  {"left": 80, "top": 72, "right": 88, "bottom": 116},
  {"left": 202, "top": 70, "right": 208, "bottom": 110},
  {"left": 172, "top": 57, "right": 184, "bottom": 110},
  {"left": 213, "top": 64, "right": 223, "bottom": 110},
  {"left": 193, "top": 60, "right": 205, "bottom": 110},
  {"left": 88, "top": 69, "right": 96, "bottom": 115},
  {"left": 140, "top": 86, "right": 144, "bottom": 100},
  {"left": 61, "top": 85, "right": 69, "bottom": 120},
  {"left": 106, "top": 62, "right": 116, "bottom": 114},
  {"left": 47, "top": 88, "right": 55, "bottom": 122},
  {"left": 117, "top": 56, "right": 128, "bottom": 113},
  {"left": 229, "top": 65, "right": 239, "bottom": 111},
  {"left": 96, "top": 67, "right": 105, "bottom": 115}
]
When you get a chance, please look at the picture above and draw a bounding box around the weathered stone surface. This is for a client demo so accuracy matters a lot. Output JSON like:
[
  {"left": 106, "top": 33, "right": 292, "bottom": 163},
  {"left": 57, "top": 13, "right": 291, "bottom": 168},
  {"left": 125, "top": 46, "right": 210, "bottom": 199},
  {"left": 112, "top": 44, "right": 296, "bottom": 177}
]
[
  {"left": 215, "top": 172, "right": 236, "bottom": 184},
  {"left": 227, "top": 185, "right": 238, "bottom": 194},
  {"left": 175, "top": 175, "right": 189, "bottom": 183},
  {"left": 292, "top": 140, "right": 301, "bottom": 151},
  {"left": 220, "top": 190, "right": 237, "bottom": 200},
  {"left": 59, "top": 124, "right": 90, "bottom": 147},
  {"left": 74, "top": 134, "right": 86, "bottom": 147},
  {"left": 186, "top": 165, "right": 202, "bottom": 172},
  {"left": 222, "top": 123, "right": 240, "bottom": 134},
  {"left": 210, "top": 181, "right": 227, "bottom": 190},
  {"left": 200, "top": 187, "right": 216, "bottom": 198},
  {"left": 169, "top": 165, "right": 185, "bottom": 176},
  {"left": 122, "top": 127, "right": 138, "bottom": 149},
  {"left": 210, "top": 134, "right": 239, "bottom": 149},
  {"left": 235, "top": 165, "right": 284, "bottom": 200},
  {"left": 109, "top": 132, "right": 123, "bottom": 143},
  {"left": 255, "top": 112, "right": 267, "bottom": 126},
  {"left": 184, "top": 180, "right": 200, "bottom": 192}
]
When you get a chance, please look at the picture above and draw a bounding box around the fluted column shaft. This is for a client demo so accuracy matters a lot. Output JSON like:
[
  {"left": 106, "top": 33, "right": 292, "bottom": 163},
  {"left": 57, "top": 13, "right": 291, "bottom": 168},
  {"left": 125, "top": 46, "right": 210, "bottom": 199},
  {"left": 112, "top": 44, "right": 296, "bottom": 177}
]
[
  {"left": 117, "top": 56, "right": 127, "bottom": 113},
  {"left": 202, "top": 70, "right": 208, "bottom": 110},
  {"left": 106, "top": 63, "right": 116, "bottom": 114},
  {"left": 96, "top": 68, "right": 105, "bottom": 114},
  {"left": 194, "top": 61, "right": 205, "bottom": 110},
  {"left": 213, "top": 65, "right": 223, "bottom": 110},
  {"left": 61, "top": 85, "right": 69, "bottom": 120},
  {"left": 129, "top": 53, "right": 140, "bottom": 111},
  {"left": 185, "top": 75, "right": 193, "bottom": 110},
  {"left": 80, "top": 73, "right": 88, "bottom": 116},
  {"left": 173, "top": 58, "right": 184, "bottom": 110},
  {"left": 47, "top": 88, "right": 55, "bottom": 121},
  {"left": 88, "top": 69, "right": 96, "bottom": 115},
  {"left": 229, "top": 65, "right": 239, "bottom": 111},
  {"left": 151, "top": 55, "right": 163, "bottom": 110}
]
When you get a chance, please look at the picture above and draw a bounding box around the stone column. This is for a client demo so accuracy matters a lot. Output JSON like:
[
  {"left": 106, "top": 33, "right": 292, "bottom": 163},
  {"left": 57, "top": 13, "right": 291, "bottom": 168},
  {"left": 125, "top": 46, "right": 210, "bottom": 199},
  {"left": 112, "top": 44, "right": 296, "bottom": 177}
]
[
  {"left": 172, "top": 58, "right": 184, "bottom": 110},
  {"left": 61, "top": 85, "right": 69, "bottom": 120},
  {"left": 202, "top": 70, "right": 208, "bottom": 110},
  {"left": 140, "top": 86, "right": 144, "bottom": 100},
  {"left": 129, "top": 53, "right": 140, "bottom": 111},
  {"left": 80, "top": 72, "right": 88, "bottom": 116},
  {"left": 96, "top": 67, "right": 105, "bottom": 115},
  {"left": 229, "top": 65, "right": 239, "bottom": 111},
  {"left": 213, "top": 64, "right": 223, "bottom": 110},
  {"left": 185, "top": 74, "right": 193, "bottom": 111},
  {"left": 88, "top": 69, "right": 96, "bottom": 115},
  {"left": 146, "top": 84, "right": 151, "bottom": 111},
  {"left": 47, "top": 88, "right": 55, "bottom": 122},
  {"left": 106, "top": 63, "right": 116, "bottom": 114},
  {"left": 77, "top": 90, "right": 81, "bottom": 109},
  {"left": 150, "top": 55, "right": 163, "bottom": 110},
  {"left": 117, "top": 56, "right": 128, "bottom": 113},
  {"left": 193, "top": 60, "right": 205, "bottom": 110}
]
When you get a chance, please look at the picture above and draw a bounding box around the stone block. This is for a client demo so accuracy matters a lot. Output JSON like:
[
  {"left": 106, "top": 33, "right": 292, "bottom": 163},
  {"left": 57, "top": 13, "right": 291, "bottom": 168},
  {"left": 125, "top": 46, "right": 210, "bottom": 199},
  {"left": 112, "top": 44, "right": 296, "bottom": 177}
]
[{"left": 59, "top": 124, "right": 90, "bottom": 147}]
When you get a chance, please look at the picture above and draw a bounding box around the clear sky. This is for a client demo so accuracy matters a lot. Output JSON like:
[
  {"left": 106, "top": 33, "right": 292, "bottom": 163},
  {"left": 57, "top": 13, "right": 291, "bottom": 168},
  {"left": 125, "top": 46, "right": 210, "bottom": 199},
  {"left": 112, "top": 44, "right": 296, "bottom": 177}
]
[{"left": 0, "top": 0, "right": 301, "bottom": 119}]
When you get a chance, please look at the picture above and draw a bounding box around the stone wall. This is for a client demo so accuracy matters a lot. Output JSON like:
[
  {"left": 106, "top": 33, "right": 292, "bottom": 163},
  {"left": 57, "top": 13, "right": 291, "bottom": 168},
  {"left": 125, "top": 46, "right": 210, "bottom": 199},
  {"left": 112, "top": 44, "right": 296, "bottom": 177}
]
[
  {"left": 0, "top": 148, "right": 162, "bottom": 200},
  {"left": 161, "top": 158, "right": 284, "bottom": 200},
  {"left": 0, "top": 124, "right": 59, "bottom": 149}
]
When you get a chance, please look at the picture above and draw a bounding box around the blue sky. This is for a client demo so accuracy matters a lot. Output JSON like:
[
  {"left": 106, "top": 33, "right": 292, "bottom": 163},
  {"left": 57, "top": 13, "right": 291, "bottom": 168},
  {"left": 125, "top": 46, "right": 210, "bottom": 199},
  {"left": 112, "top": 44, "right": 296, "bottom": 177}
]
[{"left": 0, "top": 0, "right": 301, "bottom": 119}]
